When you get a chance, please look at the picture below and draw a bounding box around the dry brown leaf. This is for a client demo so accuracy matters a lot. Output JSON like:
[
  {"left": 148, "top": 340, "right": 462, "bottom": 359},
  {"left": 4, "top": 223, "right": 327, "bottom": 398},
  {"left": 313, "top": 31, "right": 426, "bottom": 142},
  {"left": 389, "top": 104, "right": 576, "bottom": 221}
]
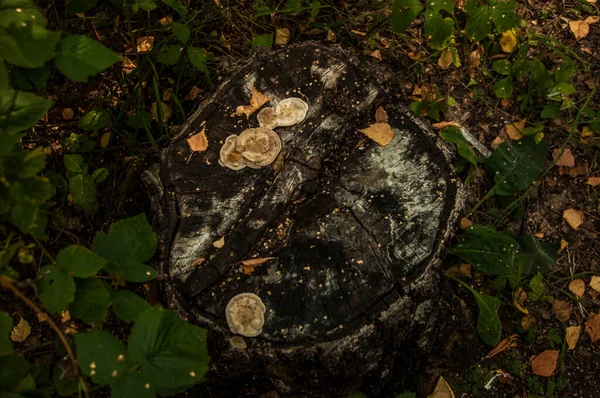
[
  {"left": 327, "top": 30, "right": 336, "bottom": 42},
  {"left": 428, "top": 376, "right": 454, "bottom": 398},
  {"left": 500, "top": 30, "right": 518, "bottom": 53},
  {"left": 236, "top": 87, "right": 270, "bottom": 117},
  {"left": 10, "top": 317, "right": 31, "bottom": 343},
  {"left": 491, "top": 136, "right": 505, "bottom": 149},
  {"left": 159, "top": 16, "right": 173, "bottom": 26},
  {"left": 569, "top": 279, "right": 586, "bottom": 298},
  {"left": 369, "top": 49, "right": 382, "bottom": 60},
  {"left": 521, "top": 314, "right": 536, "bottom": 331},
  {"left": 559, "top": 163, "right": 588, "bottom": 177},
  {"left": 534, "top": 230, "right": 545, "bottom": 239},
  {"left": 484, "top": 334, "right": 519, "bottom": 359},
  {"left": 431, "top": 121, "right": 459, "bottom": 130},
  {"left": 531, "top": 350, "right": 559, "bottom": 377},
  {"left": 136, "top": 36, "right": 154, "bottom": 53},
  {"left": 37, "top": 313, "right": 49, "bottom": 323},
  {"left": 513, "top": 288, "right": 528, "bottom": 314},
  {"left": 505, "top": 119, "right": 526, "bottom": 140},
  {"left": 150, "top": 102, "right": 173, "bottom": 122},
  {"left": 437, "top": 49, "right": 453, "bottom": 69},
  {"left": 62, "top": 108, "right": 74, "bottom": 120},
  {"left": 350, "top": 30, "right": 366, "bottom": 37},
  {"left": 61, "top": 311, "right": 71, "bottom": 323},
  {"left": 272, "top": 153, "right": 285, "bottom": 173},
  {"left": 468, "top": 48, "right": 482, "bottom": 78},
  {"left": 586, "top": 177, "right": 600, "bottom": 187},
  {"left": 566, "top": 325, "right": 581, "bottom": 350},
  {"left": 445, "top": 263, "right": 471, "bottom": 278},
  {"left": 558, "top": 239, "right": 569, "bottom": 254},
  {"left": 460, "top": 217, "right": 473, "bottom": 229},
  {"left": 569, "top": 20, "right": 590, "bottom": 40},
  {"left": 187, "top": 127, "right": 208, "bottom": 153},
  {"left": 122, "top": 57, "right": 135, "bottom": 74},
  {"left": 213, "top": 236, "right": 225, "bottom": 248},
  {"left": 563, "top": 209, "right": 584, "bottom": 230},
  {"left": 275, "top": 28, "right": 290, "bottom": 45},
  {"left": 589, "top": 276, "right": 600, "bottom": 293},
  {"left": 585, "top": 313, "right": 600, "bottom": 343},
  {"left": 584, "top": 15, "right": 600, "bottom": 24},
  {"left": 375, "top": 106, "right": 388, "bottom": 123},
  {"left": 553, "top": 299, "right": 573, "bottom": 323},
  {"left": 185, "top": 86, "right": 201, "bottom": 101},
  {"left": 553, "top": 148, "right": 575, "bottom": 167},
  {"left": 241, "top": 257, "right": 276, "bottom": 275},
  {"left": 100, "top": 132, "right": 111, "bottom": 149},
  {"left": 358, "top": 123, "right": 395, "bottom": 146}
]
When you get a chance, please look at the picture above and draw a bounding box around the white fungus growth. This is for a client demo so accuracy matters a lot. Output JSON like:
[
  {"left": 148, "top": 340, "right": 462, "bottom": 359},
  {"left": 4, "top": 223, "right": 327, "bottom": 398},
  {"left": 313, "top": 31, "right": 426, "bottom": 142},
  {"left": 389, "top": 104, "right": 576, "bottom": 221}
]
[
  {"left": 257, "top": 98, "right": 309, "bottom": 128},
  {"left": 219, "top": 128, "right": 282, "bottom": 170},
  {"left": 225, "top": 293, "right": 266, "bottom": 337}
]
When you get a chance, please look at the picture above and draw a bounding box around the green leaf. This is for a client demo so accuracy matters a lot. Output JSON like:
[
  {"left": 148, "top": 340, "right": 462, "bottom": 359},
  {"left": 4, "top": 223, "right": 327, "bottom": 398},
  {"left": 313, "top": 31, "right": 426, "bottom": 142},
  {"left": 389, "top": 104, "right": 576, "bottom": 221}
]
[
  {"left": 111, "top": 372, "right": 155, "bottom": 398},
  {"left": 78, "top": 109, "right": 111, "bottom": 131},
  {"left": 391, "top": 0, "right": 423, "bottom": 34},
  {"left": 10, "top": 64, "right": 51, "bottom": 90},
  {"left": 554, "top": 62, "right": 575, "bottom": 83},
  {"left": 128, "top": 307, "right": 210, "bottom": 392},
  {"left": 529, "top": 272, "right": 544, "bottom": 301},
  {"left": 63, "top": 154, "right": 88, "bottom": 176},
  {"left": 490, "top": 0, "right": 519, "bottom": 33},
  {"left": 54, "top": 35, "right": 120, "bottom": 82},
  {"left": 424, "top": 12, "right": 453, "bottom": 49},
  {"left": 70, "top": 278, "right": 112, "bottom": 325},
  {"left": 0, "top": 60, "right": 8, "bottom": 90},
  {"left": 396, "top": 393, "right": 417, "bottom": 398},
  {"left": 52, "top": 364, "right": 78, "bottom": 396},
  {"left": 16, "top": 373, "right": 35, "bottom": 391},
  {"left": 127, "top": 111, "right": 151, "bottom": 129},
  {"left": 172, "top": 22, "right": 190, "bottom": 44},
  {"left": 128, "top": 0, "right": 157, "bottom": 13},
  {"left": 493, "top": 77, "right": 513, "bottom": 98},
  {"left": 252, "top": 33, "right": 274, "bottom": 47},
  {"left": 112, "top": 291, "right": 151, "bottom": 323},
  {"left": 493, "top": 59, "right": 512, "bottom": 76},
  {"left": 439, "top": 126, "right": 478, "bottom": 165},
  {"left": 0, "top": 90, "right": 52, "bottom": 135},
  {"left": 429, "top": 0, "right": 453, "bottom": 14},
  {"left": 68, "top": 0, "right": 97, "bottom": 14},
  {"left": 157, "top": 44, "right": 183, "bottom": 65},
  {"left": 57, "top": 245, "right": 107, "bottom": 277},
  {"left": 0, "top": 0, "right": 46, "bottom": 28},
  {"left": 484, "top": 135, "right": 548, "bottom": 196},
  {"left": 91, "top": 214, "right": 157, "bottom": 282},
  {"left": 0, "top": 23, "right": 60, "bottom": 68},
  {"left": 512, "top": 59, "right": 532, "bottom": 79},
  {"left": 38, "top": 266, "right": 76, "bottom": 314},
  {"left": 548, "top": 82, "right": 575, "bottom": 96},
  {"left": 472, "top": 289, "right": 501, "bottom": 346},
  {"left": 450, "top": 226, "right": 520, "bottom": 275},
  {"left": 0, "top": 311, "right": 13, "bottom": 355},
  {"left": 465, "top": 3, "right": 492, "bottom": 42},
  {"left": 75, "top": 331, "right": 128, "bottom": 385},
  {"left": 521, "top": 122, "right": 544, "bottom": 136},
  {"left": 0, "top": 356, "right": 31, "bottom": 390},
  {"left": 161, "top": 0, "right": 185, "bottom": 17},
  {"left": 92, "top": 168, "right": 109, "bottom": 184},
  {"left": 19, "top": 147, "right": 46, "bottom": 178},
  {"left": 69, "top": 173, "right": 98, "bottom": 213},
  {"left": 541, "top": 103, "right": 560, "bottom": 119},
  {"left": 187, "top": 46, "right": 211, "bottom": 86},
  {"left": 516, "top": 235, "right": 558, "bottom": 275}
]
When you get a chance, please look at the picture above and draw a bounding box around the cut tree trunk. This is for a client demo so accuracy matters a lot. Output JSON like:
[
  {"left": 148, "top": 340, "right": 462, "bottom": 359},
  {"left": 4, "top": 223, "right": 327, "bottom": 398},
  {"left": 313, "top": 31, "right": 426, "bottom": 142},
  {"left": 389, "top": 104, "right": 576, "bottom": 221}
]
[{"left": 143, "top": 43, "right": 478, "bottom": 397}]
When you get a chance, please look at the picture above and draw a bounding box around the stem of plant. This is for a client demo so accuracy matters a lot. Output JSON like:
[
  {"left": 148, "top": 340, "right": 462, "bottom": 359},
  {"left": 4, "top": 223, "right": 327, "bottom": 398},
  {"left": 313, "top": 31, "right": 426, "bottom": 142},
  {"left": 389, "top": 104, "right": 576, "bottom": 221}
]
[{"left": 0, "top": 276, "right": 79, "bottom": 376}]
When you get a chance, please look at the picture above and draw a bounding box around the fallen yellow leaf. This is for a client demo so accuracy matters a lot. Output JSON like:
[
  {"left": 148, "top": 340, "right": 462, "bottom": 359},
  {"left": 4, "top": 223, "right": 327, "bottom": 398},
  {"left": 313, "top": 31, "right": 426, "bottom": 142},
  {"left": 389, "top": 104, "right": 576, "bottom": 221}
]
[
  {"left": 531, "top": 350, "right": 559, "bottom": 377},
  {"left": 159, "top": 16, "right": 173, "bottom": 26},
  {"left": 563, "top": 209, "right": 584, "bottom": 230},
  {"left": 586, "top": 177, "right": 600, "bottom": 187},
  {"left": 566, "top": 325, "right": 580, "bottom": 350},
  {"left": 445, "top": 263, "right": 471, "bottom": 278},
  {"left": 569, "top": 20, "right": 590, "bottom": 40},
  {"left": 553, "top": 148, "right": 575, "bottom": 167},
  {"left": 187, "top": 127, "right": 208, "bottom": 153},
  {"left": 369, "top": 49, "right": 382, "bottom": 61},
  {"left": 558, "top": 239, "right": 568, "bottom": 254},
  {"left": 505, "top": 119, "right": 526, "bottom": 140},
  {"left": 437, "top": 49, "right": 453, "bottom": 69},
  {"left": 151, "top": 102, "right": 173, "bottom": 122},
  {"left": 500, "top": 30, "right": 518, "bottom": 53},
  {"left": 275, "top": 28, "right": 290, "bottom": 45},
  {"left": 213, "top": 236, "right": 225, "bottom": 248},
  {"left": 521, "top": 314, "right": 536, "bottom": 331},
  {"left": 585, "top": 313, "right": 600, "bottom": 343},
  {"left": 584, "top": 15, "right": 600, "bottom": 24},
  {"left": 184, "top": 86, "right": 201, "bottom": 101},
  {"left": 513, "top": 288, "right": 529, "bottom": 314},
  {"left": 375, "top": 106, "right": 388, "bottom": 123},
  {"left": 428, "top": 376, "right": 454, "bottom": 398},
  {"left": 136, "top": 36, "right": 154, "bottom": 53},
  {"left": 327, "top": 30, "right": 336, "bottom": 42},
  {"left": 460, "top": 217, "right": 473, "bottom": 229},
  {"left": 100, "top": 132, "right": 111, "bottom": 149},
  {"left": 431, "top": 121, "right": 459, "bottom": 130},
  {"left": 236, "top": 87, "right": 270, "bottom": 117},
  {"left": 589, "top": 276, "right": 600, "bottom": 293},
  {"left": 240, "top": 257, "right": 276, "bottom": 274},
  {"left": 484, "top": 334, "right": 518, "bottom": 359},
  {"left": 10, "top": 317, "right": 31, "bottom": 343},
  {"left": 553, "top": 299, "right": 572, "bottom": 323},
  {"left": 568, "top": 279, "right": 586, "bottom": 298},
  {"left": 358, "top": 123, "right": 395, "bottom": 146},
  {"left": 61, "top": 310, "right": 71, "bottom": 323}
]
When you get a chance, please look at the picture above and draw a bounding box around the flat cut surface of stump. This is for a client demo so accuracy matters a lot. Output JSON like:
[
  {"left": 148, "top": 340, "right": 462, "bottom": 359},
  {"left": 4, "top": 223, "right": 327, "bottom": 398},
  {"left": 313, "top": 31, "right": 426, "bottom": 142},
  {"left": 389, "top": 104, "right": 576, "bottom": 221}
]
[{"left": 160, "top": 44, "right": 458, "bottom": 344}]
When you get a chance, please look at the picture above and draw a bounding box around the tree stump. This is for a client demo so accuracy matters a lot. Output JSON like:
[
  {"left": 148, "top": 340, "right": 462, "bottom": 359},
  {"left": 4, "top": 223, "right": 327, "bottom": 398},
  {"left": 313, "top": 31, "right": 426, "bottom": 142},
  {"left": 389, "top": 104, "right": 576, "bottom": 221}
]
[{"left": 144, "top": 43, "right": 475, "bottom": 397}]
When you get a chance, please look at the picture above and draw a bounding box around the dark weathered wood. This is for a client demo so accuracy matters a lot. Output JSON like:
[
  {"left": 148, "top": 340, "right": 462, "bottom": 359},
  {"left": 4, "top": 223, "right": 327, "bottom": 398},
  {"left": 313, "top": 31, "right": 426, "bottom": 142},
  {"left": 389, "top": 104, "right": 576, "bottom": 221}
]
[{"left": 144, "top": 43, "right": 476, "bottom": 396}]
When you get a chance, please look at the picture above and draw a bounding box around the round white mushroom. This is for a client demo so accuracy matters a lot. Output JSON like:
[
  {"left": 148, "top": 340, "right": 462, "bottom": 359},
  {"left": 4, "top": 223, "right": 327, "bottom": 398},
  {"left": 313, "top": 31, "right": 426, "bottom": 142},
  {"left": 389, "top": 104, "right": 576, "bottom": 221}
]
[
  {"left": 236, "top": 127, "right": 282, "bottom": 167},
  {"left": 219, "top": 135, "right": 246, "bottom": 170},
  {"left": 257, "top": 107, "right": 278, "bottom": 129},
  {"left": 274, "top": 98, "right": 308, "bottom": 126},
  {"left": 225, "top": 293, "right": 266, "bottom": 337}
]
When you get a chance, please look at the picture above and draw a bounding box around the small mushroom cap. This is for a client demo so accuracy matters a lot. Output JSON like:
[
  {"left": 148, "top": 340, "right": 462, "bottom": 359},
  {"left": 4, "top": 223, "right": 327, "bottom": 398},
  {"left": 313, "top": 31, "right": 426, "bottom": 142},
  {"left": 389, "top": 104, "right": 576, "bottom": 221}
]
[
  {"left": 236, "top": 127, "right": 282, "bottom": 166},
  {"left": 274, "top": 98, "right": 308, "bottom": 126},
  {"left": 219, "top": 135, "right": 246, "bottom": 170},
  {"left": 226, "top": 293, "right": 266, "bottom": 337},
  {"left": 229, "top": 336, "right": 247, "bottom": 349},
  {"left": 257, "top": 107, "right": 278, "bottom": 129}
]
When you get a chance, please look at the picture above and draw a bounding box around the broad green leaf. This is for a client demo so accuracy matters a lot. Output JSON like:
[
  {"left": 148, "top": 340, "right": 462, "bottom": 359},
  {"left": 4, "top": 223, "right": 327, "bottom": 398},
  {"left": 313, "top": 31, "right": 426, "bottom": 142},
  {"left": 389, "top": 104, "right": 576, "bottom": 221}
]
[
  {"left": 439, "top": 126, "right": 478, "bottom": 165},
  {"left": 0, "top": 355, "right": 31, "bottom": 390},
  {"left": 18, "top": 147, "right": 46, "bottom": 178},
  {"left": 161, "top": 0, "right": 185, "bottom": 17},
  {"left": 187, "top": 46, "right": 211, "bottom": 85},
  {"left": 396, "top": 393, "right": 417, "bottom": 398},
  {"left": 112, "top": 291, "right": 151, "bottom": 323},
  {"left": 390, "top": 0, "right": 423, "bottom": 34},
  {"left": 465, "top": 3, "right": 492, "bottom": 42},
  {"left": 0, "top": 90, "right": 52, "bottom": 135},
  {"left": 69, "top": 173, "right": 98, "bottom": 213},
  {"left": 424, "top": 12, "right": 453, "bottom": 49},
  {"left": 128, "top": 307, "right": 210, "bottom": 392},
  {"left": 493, "top": 77, "right": 513, "bottom": 98},
  {"left": 493, "top": 60, "right": 512, "bottom": 76},
  {"left": 450, "top": 226, "right": 519, "bottom": 275},
  {"left": 78, "top": 109, "right": 111, "bottom": 131},
  {"left": 472, "top": 289, "right": 501, "bottom": 345},
  {"left": 429, "top": 0, "right": 453, "bottom": 14},
  {"left": 520, "top": 122, "right": 544, "bottom": 136},
  {"left": 111, "top": 372, "right": 155, "bottom": 398},
  {"left": 0, "top": 60, "right": 9, "bottom": 90},
  {"left": 554, "top": 62, "right": 575, "bottom": 83},
  {"left": 529, "top": 272, "right": 544, "bottom": 301},
  {"left": 121, "top": 263, "right": 158, "bottom": 283},
  {"left": 68, "top": 0, "right": 97, "bottom": 14},
  {"left": 490, "top": 0, "right": 519, "bottom": 33},
  {"left": 172, "top": 22, "right": 190, "bottom": 44},
  {"left": 56, "top": 245, "right": 107, "bottom": 277},
  {"left": 69, "top": 278, "right": 112, "bottom": 325},
  {"left": 54, "top": 35, "right": 120, "bottom": 82},
  {"left": 38, "top": 266, "right": 76, "bottom": 314},
  {"left": 63, "top": 153, "right": 88, "bottom": 176},
  {"left": 0, "top": 23, "right": 59, "bottom": 68},
  {"left": 92, "top": 168, "right": 109, "bottom": 184},
  {"left": 484, "top": 135, "right": 548, "bottom": 196},
  {"left": 548, "top": 82, "right": 575, "bottom": 96},
  {"left": 128, "top": 0, "right": 157, "bottom": 13},
  {"left": 52, "top": 364, "right": 78, "bottom": 396},
  {"left": 516, "top": 235, "right": 558, "bottom": 275},
  {"left": 16, "top": 373, "right": 35, "bottom": 391},
  {"left": 512, "top": 59, "right": 532, "bottom": 79},
  {"left": 75, "top": 331, "right": 128, "bottom": 385},
  {"left": 0, "top": 311, "right": 13, "bottom": 355},
  {"left": 252, "top": 33, "right": 274, "bottom": 47},
  {"left": 541, "top": 103, "right": 560, "bottom": 119},
  {"left": 126, "top": 111, "right": 151, "bottom": 129},
  {"left": 157, "top": 44, "right": 183, "bottom": 65},
  {"left": 0, "top": 0, "right": 46, "bottom": 28}
]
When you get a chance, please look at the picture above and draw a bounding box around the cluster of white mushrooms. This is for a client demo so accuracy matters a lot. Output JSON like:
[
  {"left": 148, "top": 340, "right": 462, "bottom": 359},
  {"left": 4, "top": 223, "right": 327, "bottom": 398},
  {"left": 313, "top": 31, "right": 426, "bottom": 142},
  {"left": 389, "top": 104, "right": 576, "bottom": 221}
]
[{"left": 219, "top": 98, "right": 309, "bottom": 170}]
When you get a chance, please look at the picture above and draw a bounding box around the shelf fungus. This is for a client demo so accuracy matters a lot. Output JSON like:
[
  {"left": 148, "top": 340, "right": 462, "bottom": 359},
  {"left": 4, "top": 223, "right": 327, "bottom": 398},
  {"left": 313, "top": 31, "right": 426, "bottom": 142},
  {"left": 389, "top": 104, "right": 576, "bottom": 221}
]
[
  {"left": 226, "top": 293, "right": 266, "bottom": 337},
  {"left": 257, "top": 98, "right": 308, "bottom": 129},
  {"left": 219, "top": 128, "right": 282, "bottom": 170}
]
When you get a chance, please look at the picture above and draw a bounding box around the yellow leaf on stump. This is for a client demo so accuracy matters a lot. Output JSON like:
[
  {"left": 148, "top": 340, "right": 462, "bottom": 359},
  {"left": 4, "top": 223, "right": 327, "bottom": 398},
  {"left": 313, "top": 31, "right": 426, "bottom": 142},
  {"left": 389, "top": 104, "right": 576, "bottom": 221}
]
[
  {"left": 358, "top": 123, "right": 395, "bottom": 146},
  {"left": 187, "top": 127, "right": 208, "bottom": 153},
  {"left": 236, "top": 87, "right": 270, "bottom": 117}
]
